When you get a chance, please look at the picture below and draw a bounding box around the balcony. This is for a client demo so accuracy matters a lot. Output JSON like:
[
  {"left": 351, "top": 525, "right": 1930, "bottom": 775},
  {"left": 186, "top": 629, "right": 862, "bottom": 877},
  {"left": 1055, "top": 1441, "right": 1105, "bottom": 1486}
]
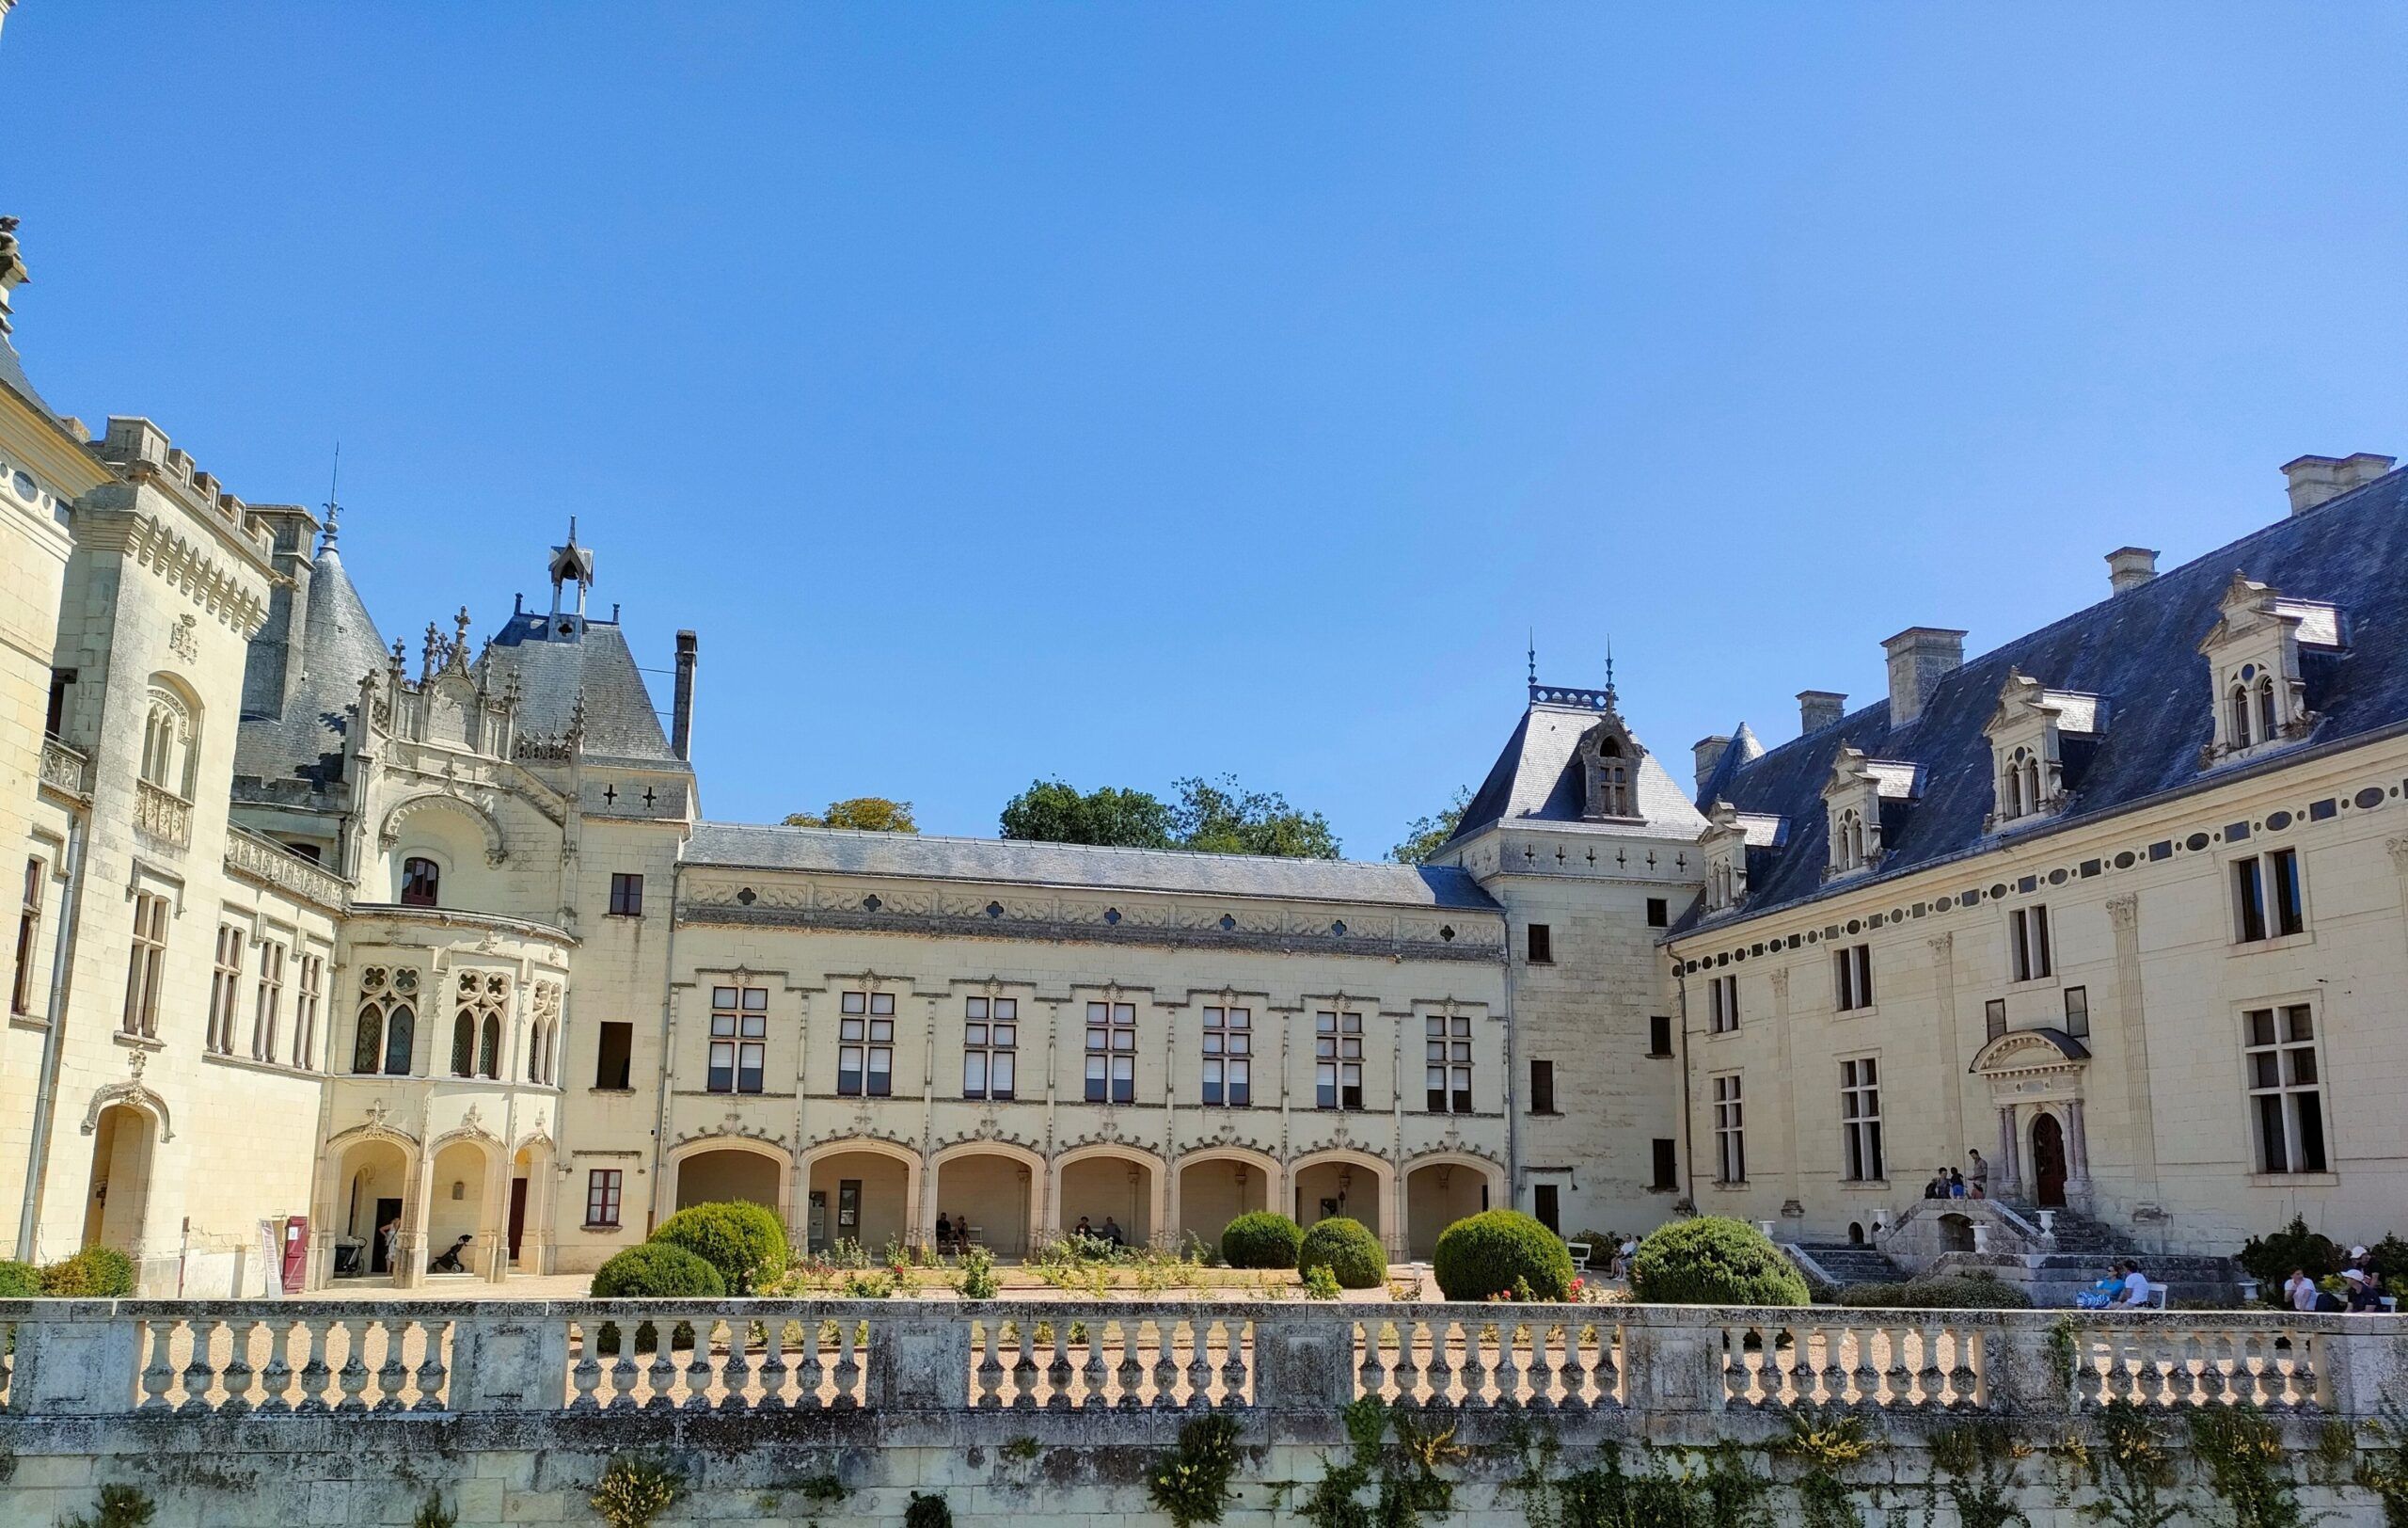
[
  {"left": 133, "top": 778, "right": 192, "bottom": 852},
  {"left": 223, "top": 826, "right": 351, "bottom": 912},
  {"left": 38, "top": 736, "right": 89, "bottom": 799}
]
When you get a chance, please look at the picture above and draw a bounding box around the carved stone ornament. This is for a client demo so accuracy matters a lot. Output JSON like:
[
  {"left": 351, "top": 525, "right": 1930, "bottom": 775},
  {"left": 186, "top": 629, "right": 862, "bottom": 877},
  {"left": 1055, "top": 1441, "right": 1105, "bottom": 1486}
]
[{"left": 2105, "top": 893, "right": 2139, "bottom": 932}]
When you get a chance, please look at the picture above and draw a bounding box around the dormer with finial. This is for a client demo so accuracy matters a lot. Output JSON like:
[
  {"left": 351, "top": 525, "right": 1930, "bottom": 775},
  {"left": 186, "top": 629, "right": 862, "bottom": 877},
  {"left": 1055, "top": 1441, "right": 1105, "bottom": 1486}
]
[{"left": 546, "top": 517, "right": 595, "bottom": 641}]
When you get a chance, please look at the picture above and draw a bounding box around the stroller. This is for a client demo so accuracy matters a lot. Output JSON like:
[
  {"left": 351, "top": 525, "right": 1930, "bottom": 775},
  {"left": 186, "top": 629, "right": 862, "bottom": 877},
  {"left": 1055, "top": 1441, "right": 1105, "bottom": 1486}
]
[{"left": 427, "top": 1234, "right": 474, "bottom": 1274}]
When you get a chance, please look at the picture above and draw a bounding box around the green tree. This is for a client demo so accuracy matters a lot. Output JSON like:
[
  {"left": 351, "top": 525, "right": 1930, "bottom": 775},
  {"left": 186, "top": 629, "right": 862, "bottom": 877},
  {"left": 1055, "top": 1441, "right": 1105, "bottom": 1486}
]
[
  {"left": 1388, "top": 786, "right": 1472, "bottom": 864},
  {"left": 784, "top": 797, "right": 918, "bottom": 833},
  {"left": 1171, "top": 774, "right": 1339, "bottom": 859},
  {"left": 998, "top": 779, "right": 1175, "bottom": 849}
]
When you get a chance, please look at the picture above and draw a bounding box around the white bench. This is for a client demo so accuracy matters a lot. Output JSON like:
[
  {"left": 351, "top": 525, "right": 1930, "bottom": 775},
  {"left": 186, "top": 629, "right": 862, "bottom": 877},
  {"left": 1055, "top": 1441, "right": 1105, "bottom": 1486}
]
[{"left": 1566, "top": 1242, "right": 1591, "bottom": 1272}]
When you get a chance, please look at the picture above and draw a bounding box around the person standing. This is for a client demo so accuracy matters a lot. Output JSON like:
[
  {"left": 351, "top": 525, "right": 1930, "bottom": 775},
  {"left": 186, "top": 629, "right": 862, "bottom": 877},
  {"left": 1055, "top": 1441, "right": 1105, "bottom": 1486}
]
[{"left": 1967, "top": 1149, "right": 1989, "bottom": 1200}]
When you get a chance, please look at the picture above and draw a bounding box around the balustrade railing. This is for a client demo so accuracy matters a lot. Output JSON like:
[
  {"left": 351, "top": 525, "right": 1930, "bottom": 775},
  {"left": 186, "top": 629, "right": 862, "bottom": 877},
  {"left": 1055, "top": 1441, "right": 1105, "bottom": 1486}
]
[
  {"left": 133, "top": 779, "right": 192, "bottom": 851},
  {"left": 0, "top": 1300, "right": 2390, "bottom": 1424},
  {"left": 38, "top": 737, "right": 87, "bottom": 798}
]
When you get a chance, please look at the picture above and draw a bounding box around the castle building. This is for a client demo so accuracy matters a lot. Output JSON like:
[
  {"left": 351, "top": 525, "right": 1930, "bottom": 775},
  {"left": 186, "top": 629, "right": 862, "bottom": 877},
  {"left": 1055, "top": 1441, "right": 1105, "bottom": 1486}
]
[{"left": 2, "top": 210, "right": 2404, "bottom": 1293}]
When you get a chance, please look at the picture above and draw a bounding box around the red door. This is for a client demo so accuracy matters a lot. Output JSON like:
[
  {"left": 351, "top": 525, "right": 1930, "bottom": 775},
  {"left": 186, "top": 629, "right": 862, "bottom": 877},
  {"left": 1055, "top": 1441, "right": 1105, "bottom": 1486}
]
[
  {"left": 279, "top": 1217, "right": 309, "bottom": 1294},
  {"left": 2031, "top": 1114, "right": 2068, "bottom": 1208},
  {"left": 507, "top": 1179, "right": 529, "bottom": 1264}
]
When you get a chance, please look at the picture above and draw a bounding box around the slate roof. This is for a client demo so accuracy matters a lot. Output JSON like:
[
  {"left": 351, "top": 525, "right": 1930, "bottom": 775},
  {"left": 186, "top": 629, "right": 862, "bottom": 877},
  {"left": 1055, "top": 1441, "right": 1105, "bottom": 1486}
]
[
  {"left": 481, "top": 612, "right": 684, "bottom": 768},
  {"left": 1681, "top": 465, "right": 2408, "bottom": 932},
  {"left": 0, "top": 336, "right": 65, "bottom": 428},
  {"left": 1448, "top": 692, "right": 1710, "bottom": 847},
  {"left": 683, "top": 823, "right": 1504, "bottom": 912},
  {"left": 234, "top": 541, "right": 390, "bottom": 792}
]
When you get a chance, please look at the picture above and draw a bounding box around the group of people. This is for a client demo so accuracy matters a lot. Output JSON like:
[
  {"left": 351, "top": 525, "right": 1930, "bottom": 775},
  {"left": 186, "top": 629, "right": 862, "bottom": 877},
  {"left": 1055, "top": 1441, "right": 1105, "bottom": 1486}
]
[
  {"left": 931, "top": 1213, "right": 976, "bottom": 1254},
  {"left": 2283, "top": 1246, "right": 2389, "bottom": 1313},
  {"left": 1069, "top": 1215, "right": 1126, "bottom": 1247},
  {"left": 2073, "top": 1259, "right": 2157, "bottom": 1310},
  {"left": 1922, "top": 1149, "right": 1990, "bottom": 1201}
]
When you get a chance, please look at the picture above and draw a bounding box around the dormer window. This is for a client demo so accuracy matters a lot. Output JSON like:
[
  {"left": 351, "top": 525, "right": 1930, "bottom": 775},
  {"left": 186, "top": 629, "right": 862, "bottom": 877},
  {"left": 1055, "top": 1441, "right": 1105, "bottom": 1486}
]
[
  {"left": 1982, "top": 670, "right": 2100, "bottom": 832},
  {"left": 1821, "top": 747, "right": 1914, "bottom": 880},
  {"left": 1577, "top": 715, "right": 1646, "bottom": 821},
  {"left": 1702, "top": 801, "right": 1748, "bottom": 913},
  {"left": 2197, "top": 571, "right": 2333, "bottom": 767}
]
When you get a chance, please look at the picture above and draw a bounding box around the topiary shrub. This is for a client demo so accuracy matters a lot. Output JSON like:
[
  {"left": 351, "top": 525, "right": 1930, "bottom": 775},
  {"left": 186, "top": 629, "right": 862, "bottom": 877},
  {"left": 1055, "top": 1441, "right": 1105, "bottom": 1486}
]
[
  {"left": 1221, "top": 1212, "right": 1304, "bottom": 1270},
  {"left": 0, "top": 1259, "right": 42, "bottom": 1297},
  {"left": 1830, "top": 1272, "right": 2033, "bottom": 1310},
  {"left": 590, "top": 1243, "right": 724, "bottom": 1357},
  {"left": 650, "top": 1202, "right": 786, "bottom": 1294},
  {"left": 1432, "top": 1209, "right": 1577, "bottom": 1302},
  {"left": 1298, "top": 1217, "right": 1386, "bottom": 1290},
  {"left": 41, "top": 1246, "right": 135, "bottom": 1297},
  {"left": 1627, "top": 1217, "right": 1808, "bottom": 1306}
]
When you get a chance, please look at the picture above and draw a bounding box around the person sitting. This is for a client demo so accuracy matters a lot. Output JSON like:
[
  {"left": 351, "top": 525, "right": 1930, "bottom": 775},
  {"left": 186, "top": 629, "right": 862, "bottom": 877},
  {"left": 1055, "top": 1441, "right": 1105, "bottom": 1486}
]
[
  {"left": 2115, "top": 1259, "right": 2153, "bottom": 1309},
  {"left": 935, "top": 1213, "right": 955, "bottom": 1253},
  {"left": 1924, "top": 1171, "right": 1946, "bottom": 1200},
  {"left": 1946, "top": 1169, "right": 1968, "bottom": 1200},
  {"left": 427, "top": 1234, "right": 474, "bottom": 1275},
  {"left": 2341, "top": 1247, "right": 2384, "bottom": 1312},
  {"left": 1101, "top": 1216, "right": 1124, "bottom": 1247},
  {"left": 1073, "top": 1216, "right": 1093, "bottom": 1240},
  {"left": 2284, "top": 1267, "right": 2337, "bottom": 1313},
  {"left": 2075, "top": 1273, "right": 2122, "bottom": 1311}
]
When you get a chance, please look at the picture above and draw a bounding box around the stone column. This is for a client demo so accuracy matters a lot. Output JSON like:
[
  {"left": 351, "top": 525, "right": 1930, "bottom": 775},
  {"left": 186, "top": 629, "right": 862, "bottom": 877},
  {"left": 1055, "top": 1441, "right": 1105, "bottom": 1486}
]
[
  {"left": 2065, "top": 1100, "right": 2091, "bottom": 1193},
  {"left": 1769, "top": 967, "right": 1802, "bottom": 1217},
  {"left": 1928, "top": 933, "right": 1966, "bottom": 1160},
  {"left": 2105, "top": 892, "right": 2158, "bottom": 1207},
  {"left": 1994, "top": 1106, "right": 2020, "bottom": 1201}
]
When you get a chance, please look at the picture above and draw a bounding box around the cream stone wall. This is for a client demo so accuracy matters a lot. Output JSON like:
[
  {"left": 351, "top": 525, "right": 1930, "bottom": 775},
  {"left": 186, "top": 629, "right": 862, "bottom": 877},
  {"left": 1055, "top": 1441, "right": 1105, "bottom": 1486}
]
[{"left": 1670, "top": 728, "right": 2408, "bottom": 1255}]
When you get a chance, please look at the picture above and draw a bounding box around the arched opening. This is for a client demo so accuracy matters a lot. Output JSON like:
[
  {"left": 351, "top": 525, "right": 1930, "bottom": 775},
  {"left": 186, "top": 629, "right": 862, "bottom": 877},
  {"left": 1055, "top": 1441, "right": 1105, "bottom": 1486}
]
[
  {"left": 2030, "top": 1113, "right": 2069, "bottom": 1209},
  {"left": 449, "top": 1012, "right": 475, "bottom": 1077},
  {"left": 1846, "top": 1220, "right": 1866, "bottom": 1247},
  {"left": 674, "top": 1146, "right": 784, "bottom": 1218},
  {"left": 508, "top": 1140, "right": 548, "bottom": 1271},
  {"left": 1291, "top": 1155, "right": 1383, "bottom": 1238},
  {"left": 2257, "top": 676, "right": 2278, "bottom": 740},
  {"left": 331, "top": 1138, "right": 414, "bottom": 1279},
  {"left": 2231, "top": 684, "right": 2254, "bottom": 748},
  {"left": 400, "top": 856, "right": 440, "bottom": 908},
  {"left": 1938, "top": 1212, "right": 1976, "bottom": 1255},
  {"left": 804, "top": 1146, "right": 912, "bottom": 1256},
  {"left": 1058, "top": 1151, "right": 1154, "bottom": 1247},
  {"left": 930, "top": 1149, "right": 1038, "bottom": 1258},
  {"left": 82, "top": 1105, "right": 157, "bottom": 1267},
  {"left": 426, "top": 1139, "right": 498, "bottom": 1278},
  {"left": 478, "top": 1013, "right": 501, "bottom": 1078},
  {"left": 1403, "top": 1159, "right": 1492, "bottom": 1261},
  {"left": 1175, "top": 1154, "right": 1271, "bottom": 1255},
  {"left": 137, "top": 678, "right": 199, "bottom": 799}
]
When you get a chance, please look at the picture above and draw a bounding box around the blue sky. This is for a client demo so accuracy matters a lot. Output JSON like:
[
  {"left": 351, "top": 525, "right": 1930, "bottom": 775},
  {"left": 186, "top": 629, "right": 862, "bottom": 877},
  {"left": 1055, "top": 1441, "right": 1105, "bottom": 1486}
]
[{"left": 7, "top": 6, "right": 2405, "bottom": 854}]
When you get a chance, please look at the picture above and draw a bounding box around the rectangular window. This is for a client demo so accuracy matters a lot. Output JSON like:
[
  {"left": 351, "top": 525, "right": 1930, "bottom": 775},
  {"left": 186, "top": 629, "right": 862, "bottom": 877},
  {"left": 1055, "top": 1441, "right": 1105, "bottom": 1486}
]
[
  {"left": 708, "top": 984, "right": 768, "bottom": 1093},
  {"left": 1646, "top": 897, "right": 1670, "bottom": 929},
  {"left": 1200, "top": 1005, "right": 1250, "bottom": 1106},
  {"left": 608, "top": 872, "right": 644, "bottom": 916},
  {"left": 1713, "top": 1074, "right": 1745, "bottom": 1184},
  {"left": 594, "top": 1021, "right": 634, "bottom": 1090},
  {"left": 2244, "top": 1004, "right": 2328, "bottom": 1173},
  {"left": 45, "top": 669, "right": 72, "bottom": 736},
  {"left": 208, "top": 923, "right": 246, "bottom": 1055},
  {"left": 1529, "top": 1058, "right": 1555, "bottom": 1114},
  {"left": 293, "top": 952, "right": 323, "bottom": 1069},
  {"left": 963, "top": 996, "right": 1018, "bottom": 1100},
  {"left": 2009, "top": 905, "right": 2053, "bottom": 981},
  {"left": 1527, "top": 924, "right": 1553, "bottom": 964},
  {"left": 1833, "top": 944, "right": 1874, "bottom": 1011},
  {"left": 1650, "top": 1138, "right": 1677, "bottom": 1191},
  {"left": 251, "top": 939, "right": 286, "bottom": 1061},
  {"left": 1707, "top": 974, "right": 1739, "bottom": 1033},
  {"left": 584, "top": 1169, "right": 624, "bottom": 1229},
  {"left": 12, "top": 857, "right": 42, "bottom": 1016},
  {"left": 1319, "top": 1010, "right": 1364, "bottom": 1109},
  {"left": 1985, "top": 997, "right": 2007, "bottom": 1043},
  {"left": 1648, "top": 1014, "right": 1673, "bottom": 1057},
  {"left": 1083, "top": 1000, "right": 1137, "bottom": 1104},
  {"left": 1533, "top": 1183, "right": 1560, "bottom": 1234},
  {"left": 124, "top": 893, "right": 168, "bottom": 1038},
  {"left": 2062, "top": 985, "right": 2090, "bottom": 1039},
  {"left": 839, "top": 990, "right": 895, "bottom": 1097},
  {"left": 1424, "top": 1012, "right": 1474, "bottom": 1112},
  {"left": 2234, "top": 852, "right": 2305, "bottom": 943},
  {"left": 1840, "top": 1057, "right": 1885, "bottom": 1182}
]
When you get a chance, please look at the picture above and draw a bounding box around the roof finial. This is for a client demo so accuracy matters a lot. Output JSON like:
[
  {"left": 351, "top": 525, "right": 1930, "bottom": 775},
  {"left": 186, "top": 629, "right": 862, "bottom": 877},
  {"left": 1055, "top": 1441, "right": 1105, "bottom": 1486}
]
[
  {"left": 319, "top": 441, "right": 341, "bottom": 550},
  {"left": 1527, "top": 629, "right": 1537, "bottom": 688}
]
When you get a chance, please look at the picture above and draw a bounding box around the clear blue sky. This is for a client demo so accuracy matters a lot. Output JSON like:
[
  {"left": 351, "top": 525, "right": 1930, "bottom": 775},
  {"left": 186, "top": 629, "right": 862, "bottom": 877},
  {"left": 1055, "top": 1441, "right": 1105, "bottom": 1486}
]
[{"left": 7, "top": 6, "right": 2404, "bottom": 854}]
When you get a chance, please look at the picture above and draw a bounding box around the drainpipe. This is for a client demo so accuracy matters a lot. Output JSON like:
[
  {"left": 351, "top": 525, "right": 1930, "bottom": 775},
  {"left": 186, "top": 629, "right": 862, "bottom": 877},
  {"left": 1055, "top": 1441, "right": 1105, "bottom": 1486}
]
[
  {"left": 643, "top": 853, "right": 684, "bottom": 1235},
  {"left": 1673, "top": 959, "right": 1697, "bottom": 1213},
  {"left": 19, "top": 812, "right": 87, "bottom": 1260},
  {"left": 1499, "top": 931, "right": 1519, "bottom": 1218}
]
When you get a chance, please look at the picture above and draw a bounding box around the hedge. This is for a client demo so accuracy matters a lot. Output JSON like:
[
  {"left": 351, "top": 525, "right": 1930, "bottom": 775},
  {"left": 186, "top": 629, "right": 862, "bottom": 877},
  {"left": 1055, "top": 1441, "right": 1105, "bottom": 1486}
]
[
  {"left": 1829, "top": 1272, "right": 2033, "bottom": 1310},
  {"left": 0, "top": 1261, "right": 40, "bottom": 1297},
  {"left": 1626, "top": 1217, "right": 1807, "bottom": 1307},
  {"left": 1433, "top": 1210, "right": 1577, "bottom": 1301},
  {"left": 1220, "top": 1212, "right": 1304, "bottom": 1270},
  {"left": 1297, "top": 1217, "right": 1386, "bottom": 1290},
  {"left": 651, "top": 1202, "right": 786, "bottom": 1294},
  {"left": 40, "top": 1247, "right": 135, "bottom": 1297}
]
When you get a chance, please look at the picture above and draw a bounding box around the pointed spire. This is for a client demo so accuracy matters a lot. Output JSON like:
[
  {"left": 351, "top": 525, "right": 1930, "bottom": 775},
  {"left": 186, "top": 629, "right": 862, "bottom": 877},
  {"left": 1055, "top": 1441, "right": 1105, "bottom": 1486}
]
[
  {"left": 1526, "top": 630, "right": 1537, "bottom": 688},
  {"left": 319, "top": 441, "right": 342, "bottom": 551},
  {"left": 1604, "top": 636, "right": 1617, "bottom": 708}
]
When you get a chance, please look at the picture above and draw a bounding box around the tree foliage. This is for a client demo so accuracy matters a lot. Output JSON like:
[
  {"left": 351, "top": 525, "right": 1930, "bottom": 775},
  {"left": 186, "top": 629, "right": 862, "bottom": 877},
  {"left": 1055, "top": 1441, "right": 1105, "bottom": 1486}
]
[
  {"left": 1388, "top": 786, "right": 1472, "bottom": 865},
  {"left": 1000, "top": 774, "right": 1339, "bottom": 859},
  {"left": 784, "top": 797, "right": 918, "bottom": 833},
  {"left": 999, "top": 779, "right": 1175, "bottom": 849}
]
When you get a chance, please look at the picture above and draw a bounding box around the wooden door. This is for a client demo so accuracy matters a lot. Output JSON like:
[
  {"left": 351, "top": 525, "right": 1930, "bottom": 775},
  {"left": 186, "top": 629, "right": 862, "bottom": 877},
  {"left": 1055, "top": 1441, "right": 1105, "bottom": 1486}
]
[
  {"left": 507, "top": 1178, "right": 529, "bottom": 1263},
  {"left": 2031, "top": 1114, "right": 2068, "bottom": 1208}
]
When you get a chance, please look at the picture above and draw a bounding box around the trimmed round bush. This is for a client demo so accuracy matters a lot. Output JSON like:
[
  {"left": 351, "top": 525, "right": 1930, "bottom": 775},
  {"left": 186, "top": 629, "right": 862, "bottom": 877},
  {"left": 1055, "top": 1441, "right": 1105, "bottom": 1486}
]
[
  {"left": 1433, "top": 1210, "right": 1577, "bottom": 1302},
  {"left": 0, "top": 1260, "right": 42, "bottom": 1298},
  {"left": 1297, "top": 1217, "right": 1386, "bottom": 1290},
  {"left": 591, "top": 1242, "right": 726, "bottom": 1299},
  {"left": 650, "top": 1201, "right": 786, "bottom": 1294},
  {"left": 1626, "top": 1217, "right": 1808, "bottom": 1307},
  {"left": 1221, "top": 1212, "right": 1304, "bottom": 1270},
  {"left": 40, "top": 1246, "right": 135, "bottom": 1297},
  {"left": 1830, "top": 1272, "right": 2032, "bottom": 1310}
]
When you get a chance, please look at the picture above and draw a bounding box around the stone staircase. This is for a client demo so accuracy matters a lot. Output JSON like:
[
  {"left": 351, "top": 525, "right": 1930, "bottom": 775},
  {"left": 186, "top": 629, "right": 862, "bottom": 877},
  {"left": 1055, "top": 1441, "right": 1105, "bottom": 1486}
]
[
  {"left": 1784, "top": 1241, "right": 1905, "bottom": 1290},
  {"left": 1877, "top": 1201, "right": 2242, "bottom": 1305}
]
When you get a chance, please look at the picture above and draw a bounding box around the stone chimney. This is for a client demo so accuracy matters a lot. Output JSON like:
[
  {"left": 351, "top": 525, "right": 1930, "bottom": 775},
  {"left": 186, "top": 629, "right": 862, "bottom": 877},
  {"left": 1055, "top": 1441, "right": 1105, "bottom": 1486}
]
[
  {"left": 1797, "top": 691, "right": 1846, "bottom": 734},
  {"left": 2106, "top": 547, "right": 2158, "bottom": 595},
  {"left": 1692, "top": 735, "right": 1732, "bottom": 795},
  {"left": 2282, "top": 454, "right": 2396, "bottom": 516},
  {"left": 1882, "top": 627, "right": 1967, "bottom": 728},
  {"left": 671, "top": 629, "right": 699, "bottom": 761}
]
